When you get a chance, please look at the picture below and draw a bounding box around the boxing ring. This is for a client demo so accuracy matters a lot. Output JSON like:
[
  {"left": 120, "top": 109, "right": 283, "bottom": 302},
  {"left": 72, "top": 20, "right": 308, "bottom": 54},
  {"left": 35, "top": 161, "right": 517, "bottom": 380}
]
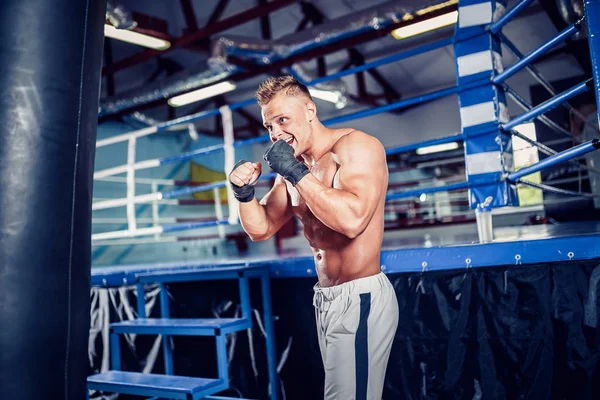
[{"left": 87, "top": 1, "right": 600, "bottom": 399}]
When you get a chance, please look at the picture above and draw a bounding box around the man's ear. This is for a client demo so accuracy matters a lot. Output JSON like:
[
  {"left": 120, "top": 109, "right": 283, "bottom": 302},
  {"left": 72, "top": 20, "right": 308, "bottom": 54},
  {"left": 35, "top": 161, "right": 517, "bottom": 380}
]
[{"left": 306, "top": 100, "right": 317, "bottom": 122}]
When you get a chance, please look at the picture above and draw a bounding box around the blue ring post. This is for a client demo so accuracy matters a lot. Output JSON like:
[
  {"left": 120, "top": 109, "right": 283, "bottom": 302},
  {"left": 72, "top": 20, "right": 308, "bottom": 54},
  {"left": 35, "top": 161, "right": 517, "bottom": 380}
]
[
  {"left": 453, "top": 0, "right": 517, "bottom": 213},
  {"left": 585, "top": 0, "right": 600, "bottom": 128},
  {"left": 0, "top": 0, "right": 106, "bottom": 398}
]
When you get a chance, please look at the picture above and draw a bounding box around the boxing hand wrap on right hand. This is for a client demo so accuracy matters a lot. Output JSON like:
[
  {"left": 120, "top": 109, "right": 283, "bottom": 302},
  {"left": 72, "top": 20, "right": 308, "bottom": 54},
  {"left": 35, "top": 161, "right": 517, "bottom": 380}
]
[
  {"left": 228, "top": 160, "right": 260, "bottom": 203},
  {"left": 263, "top": 139, "right": 309, "bottom": 186}
]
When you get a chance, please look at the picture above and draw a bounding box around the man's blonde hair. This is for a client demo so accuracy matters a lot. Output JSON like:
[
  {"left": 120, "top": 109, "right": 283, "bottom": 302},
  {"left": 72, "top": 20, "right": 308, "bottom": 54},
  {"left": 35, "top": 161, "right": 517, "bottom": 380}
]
[{"left": 255, "top": 75, "right": 313, "bottom": 107}]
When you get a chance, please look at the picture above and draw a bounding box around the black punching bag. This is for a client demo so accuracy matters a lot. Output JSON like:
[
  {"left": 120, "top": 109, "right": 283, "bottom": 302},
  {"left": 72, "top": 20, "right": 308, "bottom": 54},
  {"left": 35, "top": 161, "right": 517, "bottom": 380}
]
[{"left": 0, "top": 0, "right": 105, "bottom": 399}]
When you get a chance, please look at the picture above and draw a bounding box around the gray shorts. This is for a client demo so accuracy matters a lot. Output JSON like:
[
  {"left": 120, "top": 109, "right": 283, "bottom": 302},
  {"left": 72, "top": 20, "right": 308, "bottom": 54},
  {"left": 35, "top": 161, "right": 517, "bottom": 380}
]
[{"left": 313, "top": 272, "right": 399, "bottom": 400}]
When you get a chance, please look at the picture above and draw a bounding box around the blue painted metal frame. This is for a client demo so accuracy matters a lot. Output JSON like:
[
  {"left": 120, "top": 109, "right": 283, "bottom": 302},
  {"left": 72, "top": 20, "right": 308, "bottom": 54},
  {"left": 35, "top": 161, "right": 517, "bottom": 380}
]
[
  {"left": 259, "top": 267, "right": 278, "bottom": 398},
  {"left": 110, "top": 331, "right": 121, "bottom": 370},
  {"left": 162, "top": 219, "right": 231, "bottom": 233},
  {"left": 323, "top": 86, "right": 459, "bottom": 126},
  {"left": 110, "top": 318, "right": 251, "bottom": 336},
  {"left": 385, "top": 134, "right": 463, "bottom": 156},
  {"left": 216, "top": 335, "right": 228, "bottom": 385},
  {"left": 160, "top": 173, "right": 277, "bottom": 199},
  {"left": 308, "top": 38, "right": 454, "bottom": 86},
  {"left": 99, "top": 36, "right": 456, "bottom": 151},
  {"left": 148, "top": 84, "right": 461, "bottom": 170},
  {"left": 88, "top": 371, "right": 226, "bottom": 399},
  {"left": 385, "top": 181, "right": 472, "bottom": 201},
  {"left": 159, "top": 283, "right": 174, "bottom": 375},
  {"left": 239, "top": 274, "right": 251, "bottom": 320},
  {"left": 92, "top": 233, "right": 600, "bottom": 281},
  {"left": 127, "top": 264, "right": 279, "bottom": 400},
  {"left": 136, "top": 283, "right": 146, "bottom": 318}
]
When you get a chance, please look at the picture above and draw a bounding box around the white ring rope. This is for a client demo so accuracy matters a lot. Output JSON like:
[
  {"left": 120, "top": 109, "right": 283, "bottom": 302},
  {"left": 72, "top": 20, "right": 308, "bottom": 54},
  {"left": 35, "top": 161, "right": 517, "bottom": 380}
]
[
  {"left": 220, "top": 105, "right": 239, "bottom": 225},
  {"left": 127, "top": 137, "right": 137, "bottom": 232}
]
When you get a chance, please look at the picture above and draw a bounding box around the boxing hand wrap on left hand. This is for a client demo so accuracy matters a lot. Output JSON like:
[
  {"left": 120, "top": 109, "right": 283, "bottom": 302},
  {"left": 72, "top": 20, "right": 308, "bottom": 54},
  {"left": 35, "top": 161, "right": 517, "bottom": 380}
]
[{"left": 263, "top": 140, "right": 309, "bottom": 186}]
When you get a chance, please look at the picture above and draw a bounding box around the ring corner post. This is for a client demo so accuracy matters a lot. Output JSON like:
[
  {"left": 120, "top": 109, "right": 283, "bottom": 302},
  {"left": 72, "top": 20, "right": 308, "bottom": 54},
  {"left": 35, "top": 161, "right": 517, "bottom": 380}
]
[
  {"left": 454, "top": 0, "right": 518, "bottom": 243},
  {"left": 584, "top": 0, "right": 600, "bottom": 128}
]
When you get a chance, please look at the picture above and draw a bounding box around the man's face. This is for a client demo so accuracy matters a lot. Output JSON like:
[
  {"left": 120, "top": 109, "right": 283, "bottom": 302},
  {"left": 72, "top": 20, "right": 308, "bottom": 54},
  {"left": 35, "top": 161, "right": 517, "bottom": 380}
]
[{"left": 261, "top": 92, "right": 313, "bottom": 156}]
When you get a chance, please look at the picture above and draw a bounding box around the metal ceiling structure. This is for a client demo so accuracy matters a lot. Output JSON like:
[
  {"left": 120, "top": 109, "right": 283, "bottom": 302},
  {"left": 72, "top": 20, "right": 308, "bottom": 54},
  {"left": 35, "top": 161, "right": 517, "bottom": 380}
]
[{"left": 100, "top": 0, "right": 588, "bottom": 140}]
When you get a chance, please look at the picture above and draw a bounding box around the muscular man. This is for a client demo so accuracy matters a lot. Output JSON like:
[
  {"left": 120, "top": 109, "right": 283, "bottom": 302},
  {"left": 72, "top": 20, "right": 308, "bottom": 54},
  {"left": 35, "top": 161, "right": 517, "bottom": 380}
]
[{"left": 228, "top": 76, "right": 399, "bottom": 399}]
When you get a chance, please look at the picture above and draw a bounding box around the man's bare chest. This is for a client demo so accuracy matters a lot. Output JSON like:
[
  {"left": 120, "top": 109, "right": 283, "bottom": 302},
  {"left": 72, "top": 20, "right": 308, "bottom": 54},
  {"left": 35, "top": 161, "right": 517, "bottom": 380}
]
[{"left": 286, "top": 157, "right": 340, "bottom": 217}]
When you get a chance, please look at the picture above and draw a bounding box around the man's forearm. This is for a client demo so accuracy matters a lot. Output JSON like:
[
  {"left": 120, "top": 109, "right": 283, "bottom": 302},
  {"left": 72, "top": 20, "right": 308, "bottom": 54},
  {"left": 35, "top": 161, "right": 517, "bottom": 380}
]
[
  {"left": 238, "top": 199, "right": 271, "bottom": 241},
  {"left": 295, "top": 174, "right": 365, "bottom": 238}
]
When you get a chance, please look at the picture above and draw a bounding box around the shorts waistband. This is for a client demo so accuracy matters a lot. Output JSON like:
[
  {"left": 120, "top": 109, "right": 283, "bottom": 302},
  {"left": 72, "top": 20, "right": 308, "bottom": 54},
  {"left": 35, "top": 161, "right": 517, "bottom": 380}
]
[{"left": 313, "top": 272, "right": 391, "bottom": 303}]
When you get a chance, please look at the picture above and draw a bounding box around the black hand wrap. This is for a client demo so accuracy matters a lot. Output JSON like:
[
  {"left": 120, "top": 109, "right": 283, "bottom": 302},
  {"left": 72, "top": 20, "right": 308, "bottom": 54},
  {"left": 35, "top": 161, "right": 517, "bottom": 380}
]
[
  {"left": 263, "top": 140, "right": 309, "bottom": 186},
  {"left": 228, "top": 160, "right": 259, "bottom": 203}
]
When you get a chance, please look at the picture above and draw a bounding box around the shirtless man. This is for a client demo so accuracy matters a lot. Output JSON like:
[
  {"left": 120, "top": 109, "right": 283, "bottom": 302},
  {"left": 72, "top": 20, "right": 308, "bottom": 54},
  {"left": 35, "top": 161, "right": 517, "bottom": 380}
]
[{"left": 228, "top": 76, "right": 399, "bottom": 399}]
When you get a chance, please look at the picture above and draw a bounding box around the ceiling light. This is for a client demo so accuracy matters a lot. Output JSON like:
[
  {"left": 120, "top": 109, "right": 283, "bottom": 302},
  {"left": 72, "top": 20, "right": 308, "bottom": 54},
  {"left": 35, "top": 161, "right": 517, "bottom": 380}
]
[
  {"left": 309, "top": 88, "right": 348, "bottom": 109},
  {"left": 168, "top": 81, "right": 237, "bottom": 107},
  {"left": 104, "top": 24, "right": 171, "bottom": 50},
  {"left": 391, "top": 10, "right": 458, "bottom": 40},
  {"left": 416, "top": 142, "right": 459, "bottom": 155}
]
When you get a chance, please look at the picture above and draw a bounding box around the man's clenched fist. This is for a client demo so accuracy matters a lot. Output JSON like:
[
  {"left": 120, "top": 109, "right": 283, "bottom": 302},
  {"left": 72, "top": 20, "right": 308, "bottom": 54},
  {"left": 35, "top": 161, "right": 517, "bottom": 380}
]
[
  {"left": 228, "top": 160, "right": 262, "bottom": 202},
  {"left": 263, "top": 139, "right": 309, "bottom": 186}
]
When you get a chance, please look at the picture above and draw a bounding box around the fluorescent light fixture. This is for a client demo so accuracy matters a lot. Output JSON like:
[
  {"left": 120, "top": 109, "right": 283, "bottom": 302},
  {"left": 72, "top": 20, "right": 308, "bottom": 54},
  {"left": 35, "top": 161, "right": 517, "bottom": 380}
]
[
  {"left": 392, "top": 10, "right": 458, "bottom": 39},
  {"left": 168, "top": 81, "right": 237, "bottom": 107},
  {"left": 416, "top": 142, "right": 459, "bottom": 155},
  {"left": 104, "top": 24, "right": 171, "bottom": 50},
  {"left": 309, "top": 88, "right": 348, "bottom": 109}
]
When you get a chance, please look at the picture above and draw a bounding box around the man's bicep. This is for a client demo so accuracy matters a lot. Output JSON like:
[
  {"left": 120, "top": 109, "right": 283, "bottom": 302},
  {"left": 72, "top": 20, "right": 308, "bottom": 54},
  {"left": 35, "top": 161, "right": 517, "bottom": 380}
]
[
  {"left": 259, "top": 175, "right": 293, "bottom": 231},
  {"left": 337, "top": 138, "right": 387, "bottom": 202}
]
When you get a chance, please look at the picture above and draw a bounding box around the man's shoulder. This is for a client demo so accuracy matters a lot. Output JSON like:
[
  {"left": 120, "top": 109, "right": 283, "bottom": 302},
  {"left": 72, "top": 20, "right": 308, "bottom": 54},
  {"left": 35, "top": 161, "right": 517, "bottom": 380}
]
[{"left": 332, "top": 129, "right": 384, "bottom": 155}]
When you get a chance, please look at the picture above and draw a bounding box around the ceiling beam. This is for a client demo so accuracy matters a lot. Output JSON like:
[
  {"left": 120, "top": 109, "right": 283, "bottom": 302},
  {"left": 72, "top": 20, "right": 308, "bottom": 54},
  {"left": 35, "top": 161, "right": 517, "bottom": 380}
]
[
  {"left": 102, "top": 2, "right": 457, "bottom": 119},
  {"left": 233, "top": 3, "right": 457, "bottom": 80},
  {"left": 235, "top": 107, "right": 264, "bottom": 136},
  {"left": 301, "top": 2, "right": 328, "bottom": 78},
  {"left": 368, "top": 68, "right": 401, "bottom": 102},
  {"left": 179, "top": 0, "right": 199, "bottom": 32},
  {"left": 102, "top": 0, "right": 296, "bottom": 76},
  {"left": 295, "top": 17, "right": 309, "bottom": 32},
  {"left": 347, "top": 48, "right": 401, "bottom": 102},
  {"left": 258, "top": 0, "right": 272, "bottom": 40},
  {"left": 296, "top": 0, "right": 403, "bottom": 104},
  {"left": 207, "top": 0, "right": 231, "bottom": 26}
]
